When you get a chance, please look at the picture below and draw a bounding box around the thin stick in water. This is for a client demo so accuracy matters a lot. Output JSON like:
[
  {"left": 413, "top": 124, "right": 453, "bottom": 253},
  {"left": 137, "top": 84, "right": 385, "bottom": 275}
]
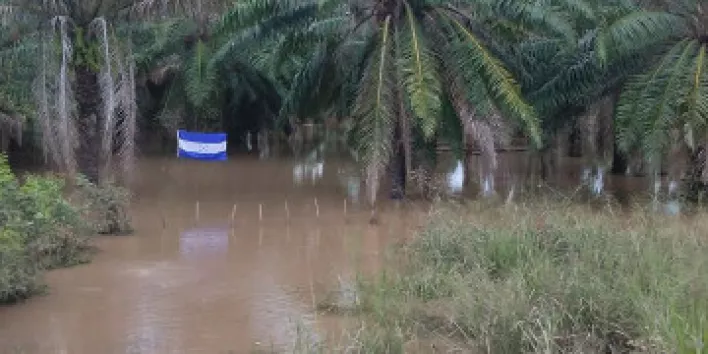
[
  {"left": 259, "top": 203, "right": 263, "bottom": 221},
  {"left": 285, "top": 200, "right": 290, "bottom": 220},
  {"left": 230, "top": 203, "right": 237, "bottom": 222},
  {"left": 343, "top": 198, "right": 347, "bottom": 216},
  {"left": 309, "top": 274, "right": 317, "bottom": 313},
  {"left": 314, "top": 197, "right": 320, "bottom": 217},
  {"left": 195, "top": 201, "right": 200, "bottom": 221}
]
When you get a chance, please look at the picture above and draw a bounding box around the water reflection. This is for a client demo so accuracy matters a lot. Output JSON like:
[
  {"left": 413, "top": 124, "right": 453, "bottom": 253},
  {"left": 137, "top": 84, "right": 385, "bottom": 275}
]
[
  {"left": 293, "top": 162, "right": 324, "bottom": 185},
  {"left": 480, "top": 172, "right": 494, "bottom": 197},
  {"left": 293, "top": 143, "right": 326, "bottom": 185},
  {"left": 447, "top": 160, "right": 464, "bottom": 194},
  {"left": 180, "top": 227, "right": 229, "bottom": 259},
  {"left": 250, "top": 274, "right": 320, "bottom": 351},
  {"left": 582, "top": 167, "right": 605, "bottom": 195},
  {"left": 653, "top": 180, "right": 681, "bottom": 215},
  {"left": 337, "top": 167, "right": 361, "bottom": 204}
]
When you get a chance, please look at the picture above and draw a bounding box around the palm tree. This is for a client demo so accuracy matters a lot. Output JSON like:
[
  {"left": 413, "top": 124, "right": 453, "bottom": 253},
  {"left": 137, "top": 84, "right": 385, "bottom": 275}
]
[
  {"left": 611, "top": 0, "right": 708, "bottom": 199},
  {"left": 0, "top": 21, "right": 34, "bottom": 154},
  {"left": 0, "top": 0, "right": 232, "bottom": 182},
  {"left": 486, "top": 0, "right": 675, "bottom": 195},
  {"left": 133, "top": 13, "right": 290, "bottom": 153},
  {"left": 244, "top": 0, "right": 595, "bottom": 209}
]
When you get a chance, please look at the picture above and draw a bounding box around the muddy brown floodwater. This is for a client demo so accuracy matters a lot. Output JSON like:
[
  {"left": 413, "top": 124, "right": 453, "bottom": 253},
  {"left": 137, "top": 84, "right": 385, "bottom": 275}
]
[
  {"left": 0, "top": 155, "right": 426, "bottom": 354},
  {"left": 0, "top": 152, "right": 652, "bottom": 353}
]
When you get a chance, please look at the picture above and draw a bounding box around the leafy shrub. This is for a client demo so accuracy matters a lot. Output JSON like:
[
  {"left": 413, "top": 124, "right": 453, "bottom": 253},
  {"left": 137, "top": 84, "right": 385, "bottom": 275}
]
[
  {"left": 72, "top": 175, "right": 133, "bottom": 235},
  {"left": 0, "top": 155, "right": 91, "bottom": 302}
]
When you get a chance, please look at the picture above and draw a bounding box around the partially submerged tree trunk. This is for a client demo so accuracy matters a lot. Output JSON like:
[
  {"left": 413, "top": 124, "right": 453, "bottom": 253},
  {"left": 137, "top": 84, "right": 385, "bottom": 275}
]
[
  {"left": 75, "top": 64, "right": 103, "bottom": 183},
  {"left": 390, "top": 123, "right": 406, "bottom": 200},
  {"left": 686, "top": 146, "right": 707, "bottom": 203},
  {"left": 611, "top": 145, "right": 628, "bottom": 175},
  {"left": 579, "top": 95, "right": 615, "bottom": 196},
  {"left": 35, "top": 18, "right": 137, "bottom": 185}
]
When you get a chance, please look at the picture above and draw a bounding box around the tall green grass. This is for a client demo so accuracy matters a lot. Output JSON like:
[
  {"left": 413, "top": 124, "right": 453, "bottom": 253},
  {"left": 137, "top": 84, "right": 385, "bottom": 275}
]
[{"left": 314, "top": 201, "right": 708, "bottom": 353}]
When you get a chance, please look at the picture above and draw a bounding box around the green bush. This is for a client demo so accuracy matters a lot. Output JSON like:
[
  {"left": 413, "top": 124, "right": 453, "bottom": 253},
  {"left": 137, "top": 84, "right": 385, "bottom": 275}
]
[
  {"left": 72, "top": 175, "right": 133, "bottom": 235},
  {"left": 334, "top": 202, "right": 708, "bottom": 353},
  {"left": 0, "top": 155, "right": 91, "bottom": 302}
]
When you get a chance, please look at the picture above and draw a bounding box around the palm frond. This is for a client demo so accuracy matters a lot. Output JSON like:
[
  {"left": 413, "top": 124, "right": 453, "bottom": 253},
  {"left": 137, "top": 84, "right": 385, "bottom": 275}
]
[
  {"left": 399, "top": 1, "right": 441, "bottom": 140},
  {"left": 277, "top": 41, "right": 331, "bottom": 122},
  {"left": 616, "top": 39, "right": 697, "bottom": 162},
  {"left": 183, "top": 39, "right": 216, "bottom": 110},
  {"left": 352, "top": 17, "right": 394, "bottom": 207},
  {"left": 463, "top": 0, "right": 578, "bottom": 43},
  {"left": 442, "top": 10, "right": 541, "bottom": 146},
  {"left": 211, "top": 0, "right": 339, "bottom": 64},
  {"left": 596, "top": 10, "right": 683, "bottom": 64},
  {"left": 681, "top": 44, "right": 708, "bottom": 148}
]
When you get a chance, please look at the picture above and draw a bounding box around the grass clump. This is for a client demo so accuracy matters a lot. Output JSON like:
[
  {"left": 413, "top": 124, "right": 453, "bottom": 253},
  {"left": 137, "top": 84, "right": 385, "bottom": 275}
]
[
  {"left": 333, "top": 201, "right": 707, "bottom": 353},
  {"left": 0, "top": 155, "right": 92, "bottom": 303}
]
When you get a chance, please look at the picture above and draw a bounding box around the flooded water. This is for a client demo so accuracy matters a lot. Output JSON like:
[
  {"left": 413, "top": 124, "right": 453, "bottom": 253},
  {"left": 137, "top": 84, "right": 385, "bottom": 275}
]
[
  {"left": 0, "top": 154, "right": 426, "bottom": 353},
  {"left": 0, "top": 151, "right": 657, "bottom": 353}
]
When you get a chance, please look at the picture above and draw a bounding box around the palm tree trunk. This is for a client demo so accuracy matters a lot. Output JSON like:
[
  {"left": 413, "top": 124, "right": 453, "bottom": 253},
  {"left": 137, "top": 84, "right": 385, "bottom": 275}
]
[
  {"left": 75, "top": 64, "right": 102, "bottom": 183},
  {"left": 611, "top": 145, "right": 628, "bottom": 175},
  {"left": 390, "top": 122, "right": 406, "bottom": 200},
  {"left": 686, "top": 146, "right": 706, "bottom": 203}
]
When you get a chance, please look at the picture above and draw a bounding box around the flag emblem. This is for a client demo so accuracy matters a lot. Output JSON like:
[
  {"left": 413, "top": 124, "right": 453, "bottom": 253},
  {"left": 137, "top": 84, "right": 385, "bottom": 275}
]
[{"left": 177, "top": 130, "right": 228, "bottom": 161}]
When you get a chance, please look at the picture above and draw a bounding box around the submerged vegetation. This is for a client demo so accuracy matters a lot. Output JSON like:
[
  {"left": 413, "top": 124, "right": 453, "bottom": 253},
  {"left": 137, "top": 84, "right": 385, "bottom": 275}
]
[
  {"left": 3, "top": 0, "right": 708, "bottom": 351},
  {"left": 310, "top": 201, "right": 708, "bottom": 353},
  {"left": 0, "top": 154, "right": 131, "bottom": 303},
  {"left": 0, "top": 155, "right": 90, "bottom": 302},
  {"left": 3, "top": 0, "right": 708, "bottom": 206}
]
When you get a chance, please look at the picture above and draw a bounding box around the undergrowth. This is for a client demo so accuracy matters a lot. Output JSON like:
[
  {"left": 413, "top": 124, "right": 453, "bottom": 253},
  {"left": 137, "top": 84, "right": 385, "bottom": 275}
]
[
  {"left": 310, "top": 201, "right": 708, "bottom": 353},
  {"left": 0, "top": 154, "right": 133, "bottom": 303},
  {"left": 71, "top": 175, "right": 133, "bottom": 235},
  {"left": 0, "top": 155, "right": 91, "bottom": 303}
]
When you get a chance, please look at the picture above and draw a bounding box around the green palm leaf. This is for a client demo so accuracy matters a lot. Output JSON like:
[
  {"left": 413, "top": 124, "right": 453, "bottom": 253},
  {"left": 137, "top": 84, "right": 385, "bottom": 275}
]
[
  {"left": 352, "top": 17, "right": 395, "bottom": 207},
  {"left": 184, "top": 39, "right": 216, "bottom": 110},
  {"left": 682, "top": 44, "right": 708, "bottom": 145},
  {"left": 399, "top": 1, "right": 441, "bottom": 140},
  {"left": 442, "top": 11, "right": 541, "bottom": 146},
  {"left": 596, "top": 10, "right": 683, "bottom": 64}
]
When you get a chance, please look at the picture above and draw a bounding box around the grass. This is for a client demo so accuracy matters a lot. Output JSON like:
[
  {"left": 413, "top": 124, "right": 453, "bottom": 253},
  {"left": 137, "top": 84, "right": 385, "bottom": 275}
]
[{"left": 305, "top": 199, "right": 708, "bottom": 353}]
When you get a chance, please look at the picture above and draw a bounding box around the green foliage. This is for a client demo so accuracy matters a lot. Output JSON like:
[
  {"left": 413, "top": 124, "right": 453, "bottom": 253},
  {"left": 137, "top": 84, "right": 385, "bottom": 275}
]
[
  {"left": 610, "top": 1, "right": 708, "bottom": 176},
  {"left": 0, "top": 155, "right": 91, "bottom": 303},
  {"left": 72, "top": 175, "right": 132, "bottom": 235},
  {"left": 399, "top": 2, "right": 441, "bottom": 139},
  {"left": 328, "top": 202, "right": 708, "bottom": 353},
  {"left": 71, "top": 27, "right": 102, "bottom": 72},
  {"left": 244, "top": 0, "right": 563, "bottom": 205}
]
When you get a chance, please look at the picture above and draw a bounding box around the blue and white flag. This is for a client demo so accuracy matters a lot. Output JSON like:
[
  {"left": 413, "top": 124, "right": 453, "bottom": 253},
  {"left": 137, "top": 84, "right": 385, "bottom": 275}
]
[{"left": 177, "top": 130, "right": 227, "bottom": 161}]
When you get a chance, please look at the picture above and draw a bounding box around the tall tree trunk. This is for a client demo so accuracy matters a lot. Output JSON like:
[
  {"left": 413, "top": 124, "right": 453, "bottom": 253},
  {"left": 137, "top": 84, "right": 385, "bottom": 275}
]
[
  {"left": 75, "top": 65, "right": 102, "bottom": 183},
  {"left": 686, "top": 146, "right": 706, "bottom": 203},
  {"left": 611, "top": 145, "right": 628, "bottom": 175},
  {"left": 568, "top": 126, "right": 582, "bottom": 158},
  {"left": 390, "top": 122, "right": 406, "bottom": 200}
]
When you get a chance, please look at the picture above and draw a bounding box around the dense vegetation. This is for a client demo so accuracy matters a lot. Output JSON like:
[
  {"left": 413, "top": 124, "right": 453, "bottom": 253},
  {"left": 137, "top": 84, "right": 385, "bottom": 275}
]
[
  {"left": 1, "top": 0, "right": 707, "bottom": 204},
  {"left": 0, "top": 155, "right": 89, "bottom": 302},
  {"left": 0, "top": 153, "right": 131, "bottom": 303},
  {"left": 304, "top": 201, "right": 708, "bottom": 353},
  {"left": 2, "top": 0, "right": 708, "bottom": 350}
]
